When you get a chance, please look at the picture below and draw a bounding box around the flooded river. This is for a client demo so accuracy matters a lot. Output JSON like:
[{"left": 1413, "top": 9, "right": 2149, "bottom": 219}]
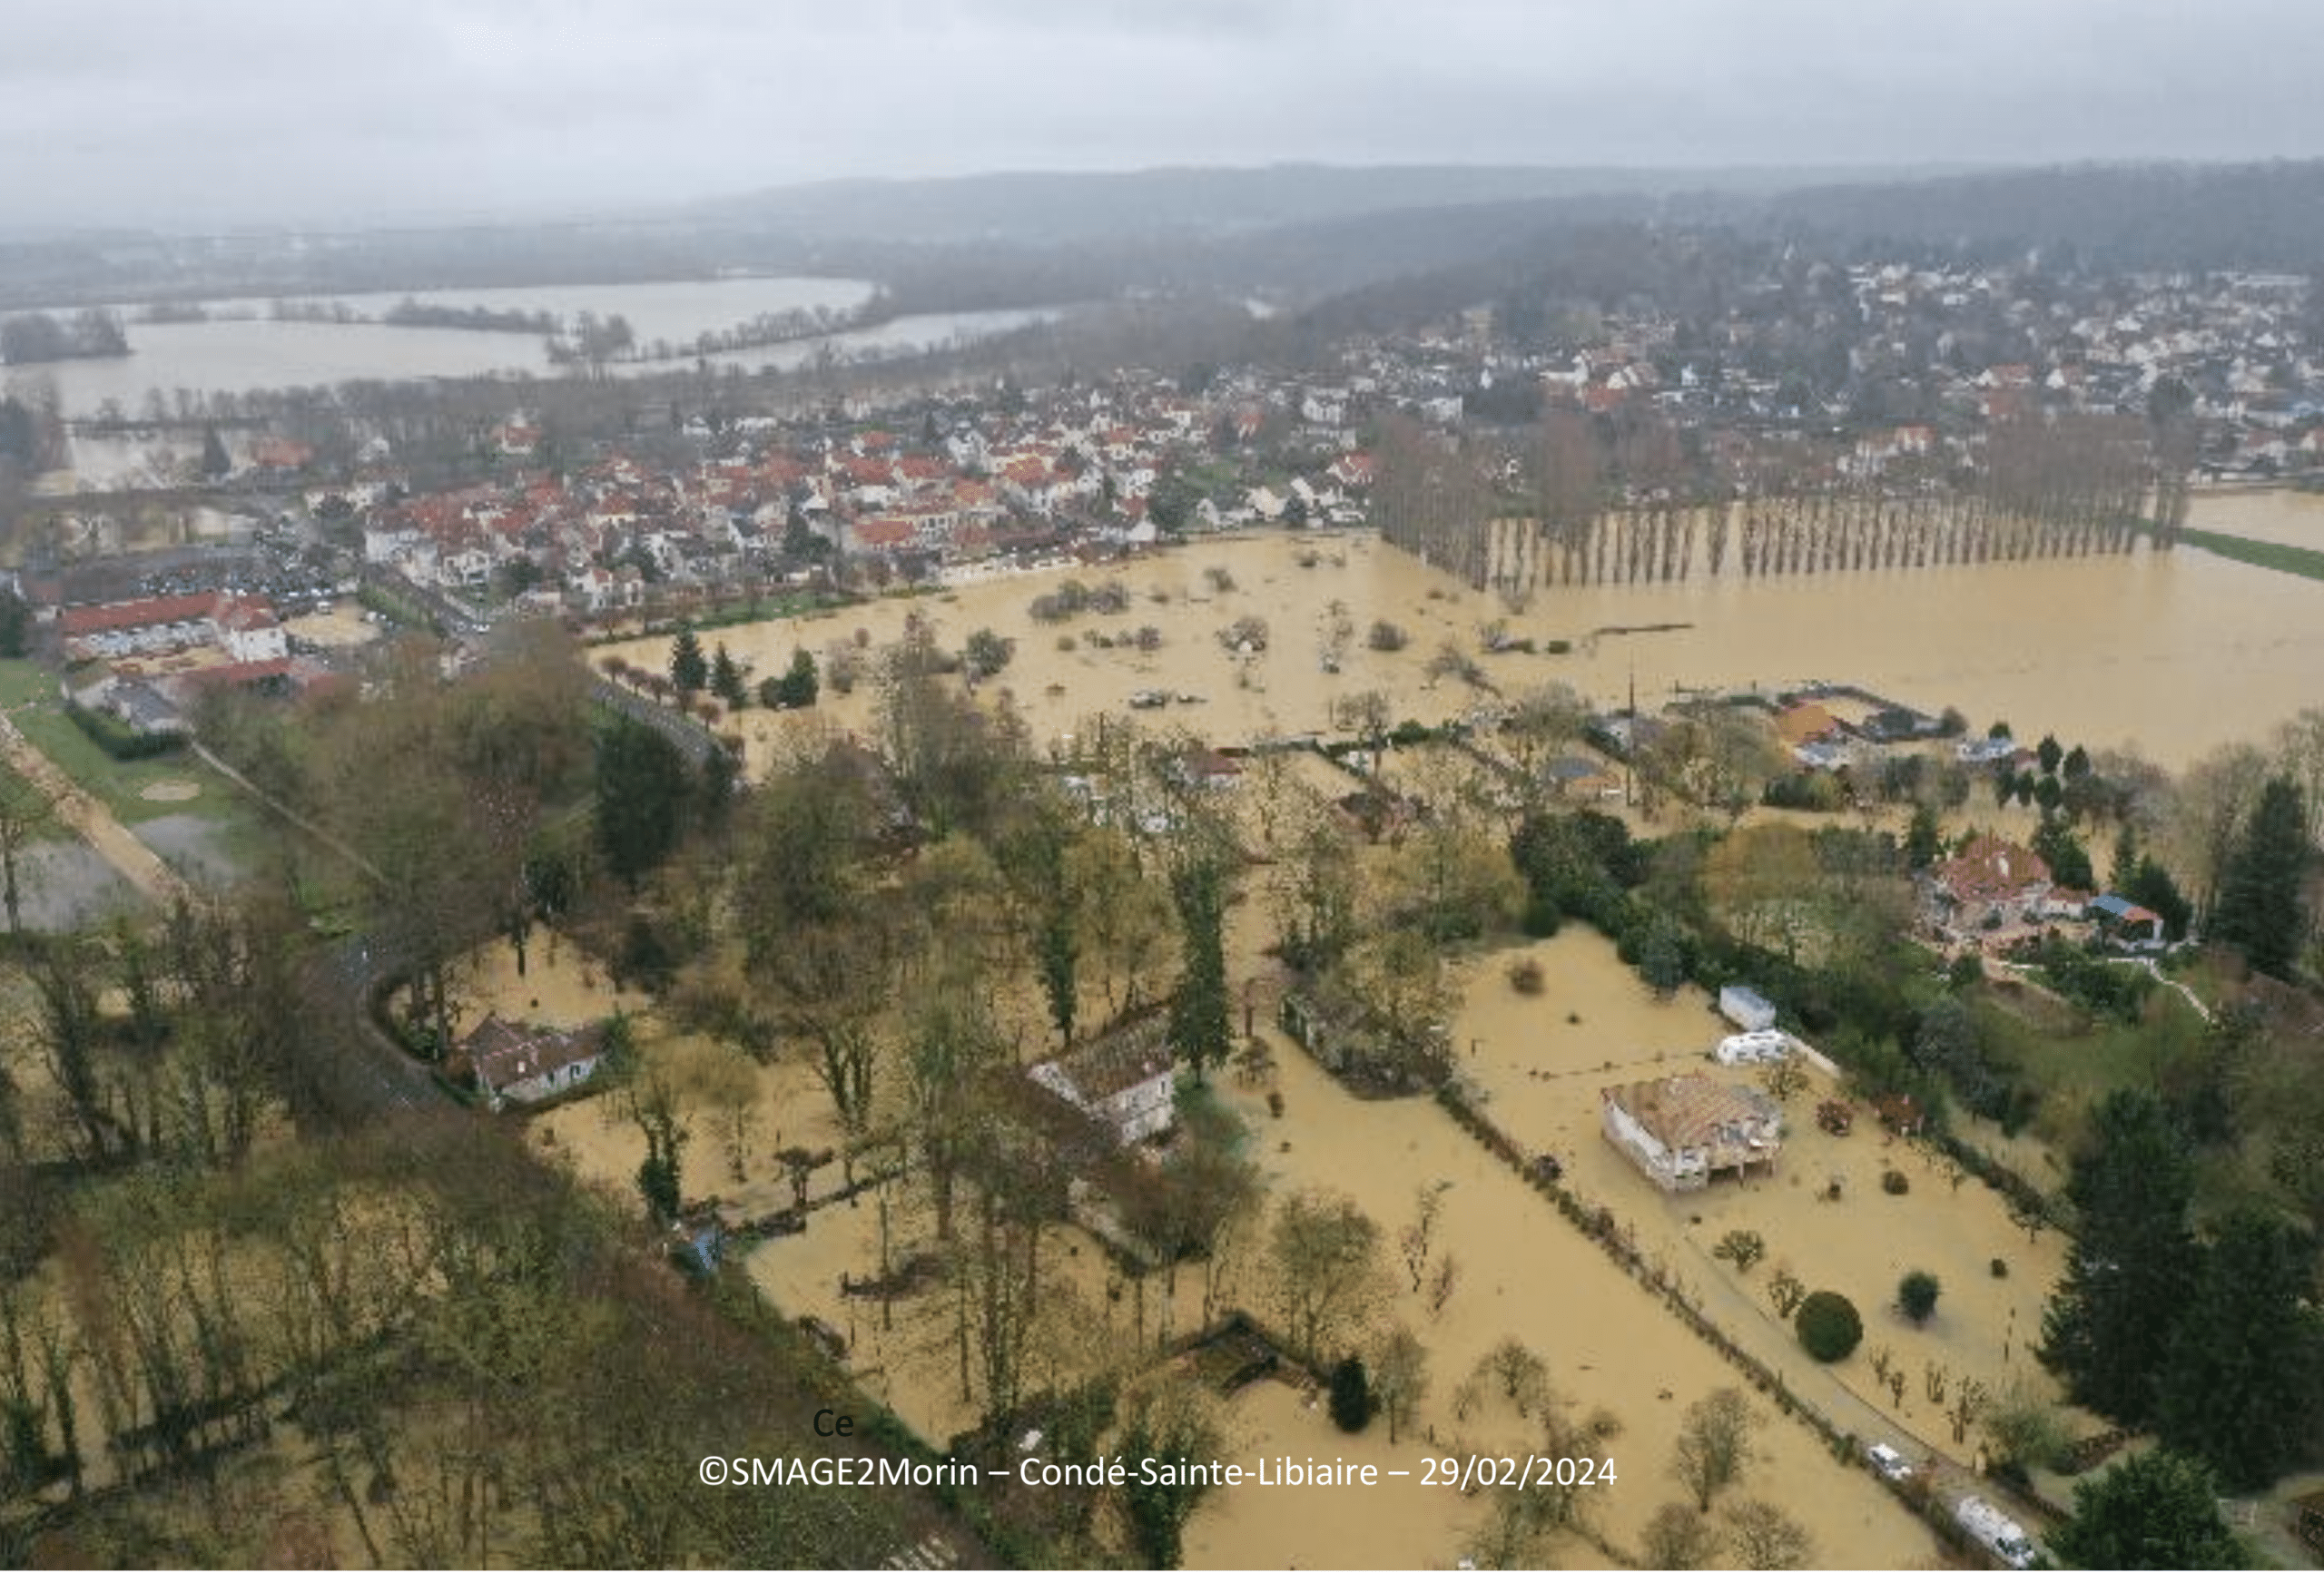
[{"left": 6, "top": 273, "right": 1050, "bottom": 414}]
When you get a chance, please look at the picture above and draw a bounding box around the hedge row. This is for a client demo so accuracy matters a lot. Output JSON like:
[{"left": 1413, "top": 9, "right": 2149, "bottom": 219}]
[{"left": 63, "top": 701, "right": 183, "bottom": 760}]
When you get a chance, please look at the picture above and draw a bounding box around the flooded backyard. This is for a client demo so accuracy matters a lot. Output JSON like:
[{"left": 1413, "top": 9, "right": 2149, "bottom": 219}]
[{"left": 487, "top": 910, "right": 1941, "bottom": 1568}]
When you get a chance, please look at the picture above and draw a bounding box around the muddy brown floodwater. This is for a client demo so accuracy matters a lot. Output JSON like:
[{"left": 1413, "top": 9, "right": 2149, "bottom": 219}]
[
  {"left": 1454, "top": 929, "right": 2083, "bottom": 1450},
  {"left": 601, "top": 520, "right": 2324, "bottom": 776},
  {"left": 2186, "top": 485, "right": 2324, "bottom": 550}
]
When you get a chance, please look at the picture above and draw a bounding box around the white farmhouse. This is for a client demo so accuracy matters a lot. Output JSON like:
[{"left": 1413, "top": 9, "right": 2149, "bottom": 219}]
[
  {"left": 1029, "top": 1019, "right": 1176, "bottom": 1145},
  {"left": 1601, "top": 1076, "right": 1784, "bottom": 1192}
]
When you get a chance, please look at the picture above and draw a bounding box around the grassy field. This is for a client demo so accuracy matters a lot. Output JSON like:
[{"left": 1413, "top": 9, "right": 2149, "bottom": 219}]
[
  {"left": 1978, "top": 978, "right": 2208, "bottom": 1145},
  {"left": 0, "top": 659, "right": 255, "bottom": 829},
  {"left": 0, "top": 658, "right": 61, "bottom": 711}
]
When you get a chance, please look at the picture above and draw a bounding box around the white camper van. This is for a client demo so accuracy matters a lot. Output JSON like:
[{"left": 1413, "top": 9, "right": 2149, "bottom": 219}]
[{"left": 1954, "top": 1495, "right": 2037, "bottom": 1569}]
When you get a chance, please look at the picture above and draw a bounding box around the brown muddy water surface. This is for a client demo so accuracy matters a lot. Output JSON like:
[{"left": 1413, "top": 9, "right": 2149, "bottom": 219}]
[{"left": 606, "top": 523, "right": 2324, "bottom": 773}]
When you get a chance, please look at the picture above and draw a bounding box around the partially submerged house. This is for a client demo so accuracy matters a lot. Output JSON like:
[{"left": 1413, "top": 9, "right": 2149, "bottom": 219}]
[
  {"left": 458, "top": 1016, "right": 609, "bottom": 1108},
  {"left": 1028, "top": 1016, "right": 1176, "bottom": 1145},
  {"left": 1602, "top": 1076, "right": 1784, "bottom": 1192}
]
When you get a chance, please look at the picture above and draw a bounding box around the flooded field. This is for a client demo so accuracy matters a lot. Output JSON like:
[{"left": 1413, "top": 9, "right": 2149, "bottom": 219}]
[
  {"left": 483, "top": 901, "right": 1940, "bottom": 1568},
  {"left": 605, "top": 524, "right": 2324, "bottom": 775},
  {"left": 2186, "top": 485, "right": 2324, "bottom": 550},
  {"left": 1454, "top": 929, "right": 2079, "bottom": 1459}
]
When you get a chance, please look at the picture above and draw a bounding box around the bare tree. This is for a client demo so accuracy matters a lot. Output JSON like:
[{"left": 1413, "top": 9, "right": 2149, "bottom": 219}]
[
  {"left": 1721, "top": 1499, "right": 1814, "bottom": 1570},
  {"left": 1670, "top": 1386, "right": 1758, "bottom": 1512},
  {"left": 1371, "top": 1323, "right": 1430, "bottom": 1445},
  {"left": 1265, "top": 1188, "right": 1391, "bottom": 1368},
  {"left": 1641, "top": 1500, "right": 1724, "bottom": 1569}
]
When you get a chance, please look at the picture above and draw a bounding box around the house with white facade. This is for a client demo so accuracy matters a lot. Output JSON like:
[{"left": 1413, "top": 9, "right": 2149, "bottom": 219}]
[
  {"left": 1029, "top": 1018, "right": 1176, "bottom": 1145},
  {"left": 1601, "top": 1076, "right": 1784, "bottom": 1192},
  {"left": 460, "top": 1016, "right": 609, "bottom": 1109}
]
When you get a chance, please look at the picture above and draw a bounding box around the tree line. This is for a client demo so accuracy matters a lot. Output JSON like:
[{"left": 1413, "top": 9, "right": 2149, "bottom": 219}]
[{"left": 1374, "top": 406, "right": 2168, "bottom": 597}]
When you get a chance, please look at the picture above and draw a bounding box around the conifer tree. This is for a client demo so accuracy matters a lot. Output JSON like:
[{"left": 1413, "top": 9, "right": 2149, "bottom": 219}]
[
  {"left": 2040, "top": 1089, "right": 2198, "bottom": 1426},
  {"left": 670, "top": 624, "right": 708, "bottom": 697},
  {"left": 2211, "top": 776, "right": 2309, "bottom": 978},
  {"left": 2155, "top": 1210, "right": 2321, "bottom": 1492}
]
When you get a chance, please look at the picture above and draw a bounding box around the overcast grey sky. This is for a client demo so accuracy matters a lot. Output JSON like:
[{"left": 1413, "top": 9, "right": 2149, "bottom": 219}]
[{"left": 6, "top": 0, "right": 2321, "bottom": 231}]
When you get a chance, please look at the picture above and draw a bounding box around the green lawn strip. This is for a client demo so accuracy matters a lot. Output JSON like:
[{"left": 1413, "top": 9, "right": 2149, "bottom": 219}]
[
  {"left": 1978, "top": 985, "right": 2206, "bottom": 1143},
  {"left": 0, "top": 658, "right": 61, "bottom": 711},
  {"left": 8, "top": 703, "right": 236, "bottom": 827},
  {"left": 2128, "top": 517, "right": 2324, "bottom": 582}
]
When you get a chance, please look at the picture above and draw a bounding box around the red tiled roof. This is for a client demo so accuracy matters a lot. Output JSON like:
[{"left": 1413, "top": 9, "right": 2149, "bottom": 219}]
[{"left": 60, "top": 592, "right": 271, "bottom": 638}]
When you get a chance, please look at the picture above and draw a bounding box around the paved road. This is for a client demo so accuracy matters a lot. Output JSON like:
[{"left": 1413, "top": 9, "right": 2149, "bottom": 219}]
[
  {"left": 591, "top": 675, "right": 723, "bottom": 767},
  {"left": 292, "top": 933, "right": 453, "bottom": 1123}
]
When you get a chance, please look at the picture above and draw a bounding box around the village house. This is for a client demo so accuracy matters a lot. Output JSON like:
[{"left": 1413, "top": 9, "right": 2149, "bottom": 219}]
[
  {"left": 1601, "top": 1075, "right": 1784, "bottom": 1192},
  {"left": 1028, "top": 1018, "right": 1176, "bottom": 1145},
  {"left": 1923, "top": 835, "right": 2052, "bottom": 933},
  {"left": 458, "top": 1016, "right": 610, "bottom": 1109},
  {"left": 1541, "top": 754, "right": 1622, "bottom": 800},
  {"left": 2088, "top": 893, "right": 2168, "bottom": 951}
]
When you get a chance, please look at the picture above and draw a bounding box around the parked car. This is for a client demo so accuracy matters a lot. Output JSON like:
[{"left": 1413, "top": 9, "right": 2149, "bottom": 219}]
[{"left": 1866, "top": 1442, "right": 1912, "bottom": 1481}]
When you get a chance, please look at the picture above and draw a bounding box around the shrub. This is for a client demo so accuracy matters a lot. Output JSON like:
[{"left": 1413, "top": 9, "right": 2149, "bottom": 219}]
[
  {"left": 1897, "top": 1270, "right": 1940, "bottom": 1324},
  {"left": 1796, "top": 1292, "right": 1863, "bottom": 1362},
  {"left": 1881, "top": 1168, "right": 1910, "bottom": 1195},
  {"left": 1989, "top": 1257, "right": 2009, "bottom": 1279},
  {"left": 1521, "top": 891, "right": 1561, "bottom": 939},
  {"left": 1367, "top": 619, "right": 1408, "bottom": 653},
  {"left": 65, "top": 702, "right": 183, "bottom": 760},
  {"left": 1507, "top": 957, "right": 1545, "bottom": 995},
  {"left": 1328, "top": 1356, "right": 1372, "bottom": 1432}
]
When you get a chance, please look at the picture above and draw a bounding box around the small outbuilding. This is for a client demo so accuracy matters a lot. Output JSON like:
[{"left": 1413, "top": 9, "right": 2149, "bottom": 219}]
[{"left": 1718, "top": 984, "right": 1777, "bottom": 1033}]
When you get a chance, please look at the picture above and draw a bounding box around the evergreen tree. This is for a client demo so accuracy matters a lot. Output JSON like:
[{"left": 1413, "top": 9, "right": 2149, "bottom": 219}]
[
  {"left": 763, "top": 647, "right": 819, "bottom": 709},
  {"left": 2109, "top": 821, "right": 2141, "bottom": 892},
  {"left": 1897, "top": 1270, "right": 1941, "bottom": 1325},
  {"left": 1167, "top": 858, "right": 1231, "bottom": 1085},
  {"left": 0, "top": 587, "right": 28, "bottom": 658},
  {"left": 1037, "top": 906, "right": 1078, "bottom": 1047},
  {"left": 669, "top": 624, "right": 709, "bottom": 697},
  {"left": 2047, "top": 1450, "right": 2249, "bottom": 1569},
  {"left": 2041, "top": 1089, "right": 2199, "bottom": 1426},
  {"left": 2037, "top": 733, "right": 2063, "bottom": 777},
  {"left": 2210, "top": 776, "right": 2309, "bottom": 978},
  {"left": 2063, "top": 743, "right": 2092, "bottom": 782},
  {"left": 698, "top": 744, "right": 739, "bottom": 830},
  {"left": 2123, "top": 858, "right": 2192, "bottom": 940},
  {"left": 199, "top": 423, "right": 231, "bottom": 479},
  {"left": 710, "top": 643, "right": 746, "bottom": 708},
  {"left": 1328, "top": 1356, "right": 1373, "bottom": 1432},
  {"left": 1905, "top": 801, "right": 1944, "bottom": 869},
  {"left": 2033, "top": 815, "right": 2094, "bottom": 891},
  {"left": 2155, "top": 1210, "right": 2322, "bottom": 1492},
  {"left": 595, "top": 718, "right": 690, "bottom": 890}
]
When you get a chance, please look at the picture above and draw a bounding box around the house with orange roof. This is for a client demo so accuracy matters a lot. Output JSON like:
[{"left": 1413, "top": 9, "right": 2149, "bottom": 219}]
[{"left": 1921, "top": 834, "right": 2052, "bottom": 932}]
